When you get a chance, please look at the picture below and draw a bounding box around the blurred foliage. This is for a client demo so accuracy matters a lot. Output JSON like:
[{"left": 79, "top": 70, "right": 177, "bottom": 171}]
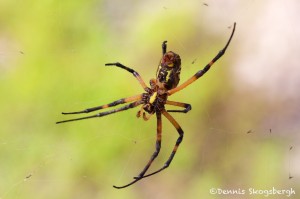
[{"left": 0, "top": 0, "right": 298, "bottom": 199}]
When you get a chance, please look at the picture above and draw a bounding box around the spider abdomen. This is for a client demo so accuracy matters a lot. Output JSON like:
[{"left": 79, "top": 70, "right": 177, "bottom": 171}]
[{"left": 157, "top": 51, "right": 181, "bottom": 90}]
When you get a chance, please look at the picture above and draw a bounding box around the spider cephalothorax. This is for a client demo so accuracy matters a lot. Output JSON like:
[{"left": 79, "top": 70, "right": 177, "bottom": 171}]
[
  {"left": 139, "top": 89, "right": 167, "bottom": 117},
  {"left": 57, "top": 23, "right": 236, "bottom": 189}
]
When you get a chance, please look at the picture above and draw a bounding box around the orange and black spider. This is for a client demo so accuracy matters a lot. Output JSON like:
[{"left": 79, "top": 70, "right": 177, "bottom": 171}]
[{"left": 56, "top": 23, "right": 236, "bottom": 189}]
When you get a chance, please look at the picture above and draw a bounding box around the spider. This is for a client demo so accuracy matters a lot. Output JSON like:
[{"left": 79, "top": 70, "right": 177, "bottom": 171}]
[{"left": 56, "top": 22, "right": 236, "bottom": 189}]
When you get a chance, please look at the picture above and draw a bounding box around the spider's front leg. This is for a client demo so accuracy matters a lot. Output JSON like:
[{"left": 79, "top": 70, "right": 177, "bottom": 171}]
[
  {"left": 56, "top": 94, "right": 143, "bottom": 124},
  {"left": 136, "top": 108, "right": 154, "bottom": 121},
  {"left": 56, "top": 100, "right": 143, "bottom": 124},
  {"left": 60, "top": 94, "right": 142, "bottom": 115}
]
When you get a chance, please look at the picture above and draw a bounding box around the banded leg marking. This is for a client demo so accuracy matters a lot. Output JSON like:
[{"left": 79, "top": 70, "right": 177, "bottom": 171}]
[
  {"left": 56, "top": 101, "right": 142, "bottom": 124},
  {"left": 61, "top": 94, "right": 142, "bottom": 115},
  {"left": 167, "top": 22, "right": 236, "bottom": 96},
  {"left": 166, "top": 100, "right": 192, "bottom": 113},
  {"left": 105, "top": 62, "right": 149, "bottom": 91}
]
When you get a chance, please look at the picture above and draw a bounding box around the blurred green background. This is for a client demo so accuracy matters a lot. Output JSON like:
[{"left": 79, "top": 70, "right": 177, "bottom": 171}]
[{"left": 0, "top": 0, "right": 299, "bottom": 198}]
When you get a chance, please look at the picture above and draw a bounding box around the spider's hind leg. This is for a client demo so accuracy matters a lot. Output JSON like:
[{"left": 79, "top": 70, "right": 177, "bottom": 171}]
[
  {"left": 112, "top": 112, "right": 162, "bottom": 189},
  {"left": 134, "top": 111, "right": 162, "bottom": 179},
  {"left": 140, "top": 110, "right": 184, "bottom": 179},
  {"left": 162, "top": 41, "right": 167, "bottom": 55},
  {"left": 167, "top": 22, "right": 236, "bottom": 96}
]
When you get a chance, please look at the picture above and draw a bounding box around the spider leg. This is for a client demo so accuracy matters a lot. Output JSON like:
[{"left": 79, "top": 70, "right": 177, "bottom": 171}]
[
  {"left": 137, "top": 108, "right": 154, "bottom": 121},
  {"left": 113, "top": 112, "right": 162, "bottom": 189},
  {"left": 166, "top": 100, "right": 192, "bottom": 113},
  {"left": 142, "top": 112, "right": 153, "bottom": 121},
  {"left": 138, "top": 110, "right": 183, "bottom": 179},
  {"left": 56, "top": 101, "right": 142, "bottom": 124},
  {"left": 162, "top": 40, "right": 167, "bottom": 55},
  {"left": 135, "top": 112, "right": 162, "bottom": 178},
  {"left": 155, "top": 41, "right": 168, "bottom": 77},
  {"left": 167, "top": 22, "right": 236, "bottom": 96},
  {"left": 60, "top": 94, "right": 142, "bottom": 115},
  {"left": 113, "top": 178, "right": 142, "bottom": 189},
  {"left": 105, "top": 62, "right": 149, "bottom": 91}
]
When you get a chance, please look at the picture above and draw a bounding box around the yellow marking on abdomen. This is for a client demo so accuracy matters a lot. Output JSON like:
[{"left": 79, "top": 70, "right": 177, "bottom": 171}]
[{"left": 165, "top": 70, "right": 171, "bottom": 81}]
